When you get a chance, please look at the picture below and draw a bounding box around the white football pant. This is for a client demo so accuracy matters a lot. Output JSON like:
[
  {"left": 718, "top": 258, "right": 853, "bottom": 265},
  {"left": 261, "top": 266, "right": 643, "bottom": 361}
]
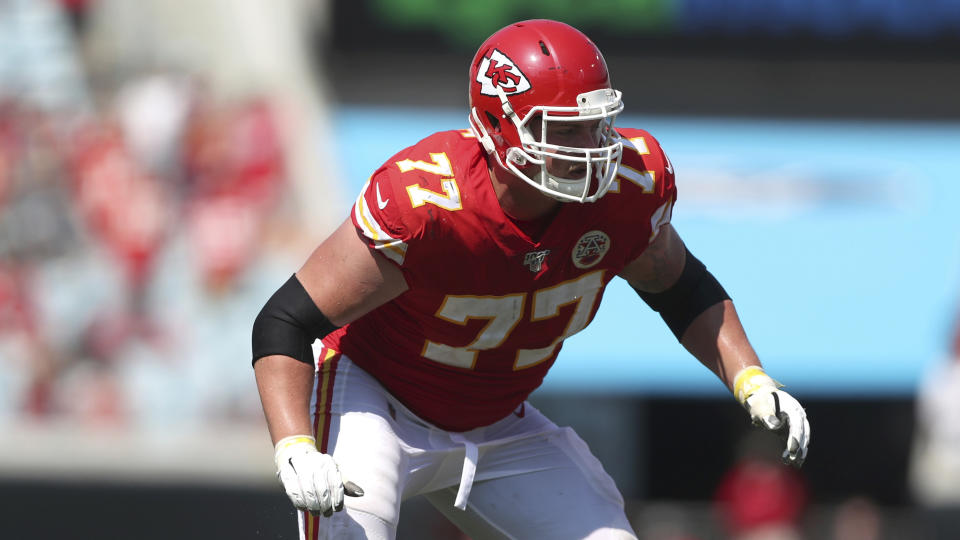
[{"left": 300, "top": 349, "right": 636, "bottom": 540}]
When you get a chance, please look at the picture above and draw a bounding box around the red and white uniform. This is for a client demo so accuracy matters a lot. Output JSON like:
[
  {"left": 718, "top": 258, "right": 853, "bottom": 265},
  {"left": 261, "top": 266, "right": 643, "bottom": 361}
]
[{"left": 323, "top": 127, "right": 675, "bottom": 431}]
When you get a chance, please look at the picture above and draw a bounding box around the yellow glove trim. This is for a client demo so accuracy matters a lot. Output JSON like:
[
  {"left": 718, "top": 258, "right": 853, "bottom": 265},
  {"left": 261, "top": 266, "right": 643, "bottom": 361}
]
[{"left": 732, "top": 366, "right": 781, "bottom": 405}]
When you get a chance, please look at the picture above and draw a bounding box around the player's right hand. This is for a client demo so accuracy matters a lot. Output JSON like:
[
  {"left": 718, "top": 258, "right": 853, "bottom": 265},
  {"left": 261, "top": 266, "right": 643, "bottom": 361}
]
[{"left": 274, "top": 435, "right": 364, "bottom": 516}]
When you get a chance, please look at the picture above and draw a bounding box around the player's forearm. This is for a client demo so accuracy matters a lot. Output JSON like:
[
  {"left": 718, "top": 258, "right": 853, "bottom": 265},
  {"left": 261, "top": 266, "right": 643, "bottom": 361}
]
[
  {"left": 254, "top": 354, "right": 317, "bottom": 445},
  {"left": 680, "top": 299, "right": 761, "bottom": 392}
]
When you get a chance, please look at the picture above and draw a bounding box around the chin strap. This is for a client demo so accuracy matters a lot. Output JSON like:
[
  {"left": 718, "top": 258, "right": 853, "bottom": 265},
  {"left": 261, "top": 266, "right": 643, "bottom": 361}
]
[{"left": 468, "top": 108, "right": 496, "bottom": 154}]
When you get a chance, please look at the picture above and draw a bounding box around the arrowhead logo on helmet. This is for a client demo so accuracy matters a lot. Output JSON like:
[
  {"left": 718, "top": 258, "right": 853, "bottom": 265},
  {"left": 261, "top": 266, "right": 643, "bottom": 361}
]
[{"left": 476, "top": 49, "right": 531, "bottom": 97}]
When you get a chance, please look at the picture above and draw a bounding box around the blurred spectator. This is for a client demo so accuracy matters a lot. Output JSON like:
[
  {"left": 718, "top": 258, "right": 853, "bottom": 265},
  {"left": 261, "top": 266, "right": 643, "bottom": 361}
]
[
  {"left": 68, "top": 119, "right": 171, "bottom": 291},
  {"left": 909, "top": 307, "right": 960, "bottom": 539},
  {"left": 0, "top": 0, "right": 339, "bottom": 432},
  {"left": 0, "top": 263, "right": 55, "bottom": 418},
  {"left": 0, "top": 103, "right": 84, "bottom": 422},
  {"left": 181, "top": 96, "right": 285, "bottom": 291},
  {"left": 81, "top": 0, "right": 346, "bottom": 239},
  {"left": 58, "top": 86, "right": 290, "bottom": 430},
  {"left": 0, "top": 0, "right": 96, "bottom": 424},
  {"left": 714, "top": 431, "right": 808, "bottom": 540}
]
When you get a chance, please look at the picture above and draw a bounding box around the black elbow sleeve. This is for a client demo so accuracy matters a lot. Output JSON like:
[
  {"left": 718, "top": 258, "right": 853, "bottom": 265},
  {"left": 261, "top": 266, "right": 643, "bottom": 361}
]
[
  {"left": 633, "top": 248, "right": 730, "bottom": 341},
  {"left": 251, "top": 274, "right": 340, "bottom": 366}
]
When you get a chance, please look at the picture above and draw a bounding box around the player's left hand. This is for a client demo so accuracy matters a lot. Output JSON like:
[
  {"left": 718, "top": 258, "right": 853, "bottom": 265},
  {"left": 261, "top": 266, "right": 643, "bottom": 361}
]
[
  {"left": 744, "top": 387, "right": 810, "bottom": 466},
  {"left": 734, "top": 366, "right": 810, "bottom": 467}
]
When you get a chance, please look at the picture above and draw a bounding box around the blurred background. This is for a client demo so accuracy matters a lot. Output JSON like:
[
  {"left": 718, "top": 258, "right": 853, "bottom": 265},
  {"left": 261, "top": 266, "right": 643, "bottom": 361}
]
[{"left": 1, "top": 0, "right": 959, "bottom": 538}]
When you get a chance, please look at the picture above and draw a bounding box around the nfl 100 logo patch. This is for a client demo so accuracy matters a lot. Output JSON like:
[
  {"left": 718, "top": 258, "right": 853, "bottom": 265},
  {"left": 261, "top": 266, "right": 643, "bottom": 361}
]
[
  {"left": 572, "top": 230, "right": 610, "bottom": 269},
  {"left": 523, "top": 249, "right": 550, "bottom": 273}
]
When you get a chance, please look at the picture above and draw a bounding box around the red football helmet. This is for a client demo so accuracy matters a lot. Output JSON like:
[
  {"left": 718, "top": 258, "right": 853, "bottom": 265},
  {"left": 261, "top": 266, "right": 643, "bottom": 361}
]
[{"left": 468, "top": 19, "right": 624, "bottom": 203}]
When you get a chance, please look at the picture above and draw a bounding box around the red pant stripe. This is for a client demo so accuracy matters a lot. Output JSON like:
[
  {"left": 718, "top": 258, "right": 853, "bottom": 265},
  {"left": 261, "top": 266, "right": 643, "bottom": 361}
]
[{"left": 303, "top": 346, "right": 340, "bottom": 540}]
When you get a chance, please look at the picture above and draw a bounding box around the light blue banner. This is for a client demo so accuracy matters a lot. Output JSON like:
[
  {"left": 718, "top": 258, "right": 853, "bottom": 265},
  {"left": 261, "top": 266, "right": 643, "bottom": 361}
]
[{"left": 334, "top": 107, "right": 960, "bottom": 396}]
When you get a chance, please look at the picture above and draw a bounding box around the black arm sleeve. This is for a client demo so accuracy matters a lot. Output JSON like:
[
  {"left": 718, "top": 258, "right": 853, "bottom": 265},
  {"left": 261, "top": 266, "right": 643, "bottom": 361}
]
[
  {"left": 251, "top": 274, "right": 340, "bottom": 366},
  {"left": 632, "top": 247, "right": 731, "bottom": 341}
]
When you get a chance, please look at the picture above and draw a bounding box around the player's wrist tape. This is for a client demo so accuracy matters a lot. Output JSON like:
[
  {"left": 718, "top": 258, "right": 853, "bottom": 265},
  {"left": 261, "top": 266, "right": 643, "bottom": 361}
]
[
  {"left": 732, "top": 366, "right": 782, "bottom": 405},
  {"left": 633, "top": 247, "right": 730, "bottom": 341},
  {"left": 252, "top": 274, "right": 339, "bottom": 366},
  {"left": 274, "top": 435, "right": 317, "bottom": 462},
  {"left": 275, "top": 435, "right": 316, "bottom": 452}
]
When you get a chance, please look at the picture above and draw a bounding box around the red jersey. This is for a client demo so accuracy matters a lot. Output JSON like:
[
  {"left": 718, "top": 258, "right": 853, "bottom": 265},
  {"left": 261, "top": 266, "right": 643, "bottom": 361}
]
[{"left": 323, "top": 128, "right": 676, "bottom": 431}]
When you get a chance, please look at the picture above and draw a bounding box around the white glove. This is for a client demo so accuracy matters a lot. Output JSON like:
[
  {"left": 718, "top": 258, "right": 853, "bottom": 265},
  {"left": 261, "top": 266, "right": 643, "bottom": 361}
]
[
  {"left": 274, "top": 435, "right": 364, "bottom": 516},
  {"left": 733, "top": 366, "right": 811, "bottom": 467}
]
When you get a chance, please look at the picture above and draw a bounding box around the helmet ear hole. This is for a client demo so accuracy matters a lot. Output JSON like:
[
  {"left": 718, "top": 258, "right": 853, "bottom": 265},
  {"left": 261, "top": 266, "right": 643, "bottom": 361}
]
[{"left": 484, "top": 112, "right": 501, "bottom": 132}]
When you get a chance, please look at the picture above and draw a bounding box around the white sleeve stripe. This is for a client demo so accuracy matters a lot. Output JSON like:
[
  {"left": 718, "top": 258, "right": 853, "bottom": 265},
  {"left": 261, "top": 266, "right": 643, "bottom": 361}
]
[
  {"left": 373, "top": 240, "right": 406, "bottom": 265},
  {"left": 649, "top": 197, "right": 674, "bottom": 241},
  {"left": 354, "top": 183, "right": 388, "bottom": 240},
  {"left": 353, "top": 180, "right": 408, "bottom": 264}
]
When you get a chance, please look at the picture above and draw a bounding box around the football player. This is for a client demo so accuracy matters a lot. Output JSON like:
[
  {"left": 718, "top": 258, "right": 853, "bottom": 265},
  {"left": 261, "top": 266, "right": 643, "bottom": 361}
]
[{"left": 253, "top": 19, "right": 810, "bottom": 540}]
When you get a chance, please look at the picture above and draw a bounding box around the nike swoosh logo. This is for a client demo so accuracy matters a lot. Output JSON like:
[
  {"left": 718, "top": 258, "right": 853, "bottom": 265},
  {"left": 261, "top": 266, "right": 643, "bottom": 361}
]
[
  {"left": 664, "top": 157, "right": 674, "bottom": 175},
  {"left": 376, "top": 184, "right": 389, "bottom": 209}
]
